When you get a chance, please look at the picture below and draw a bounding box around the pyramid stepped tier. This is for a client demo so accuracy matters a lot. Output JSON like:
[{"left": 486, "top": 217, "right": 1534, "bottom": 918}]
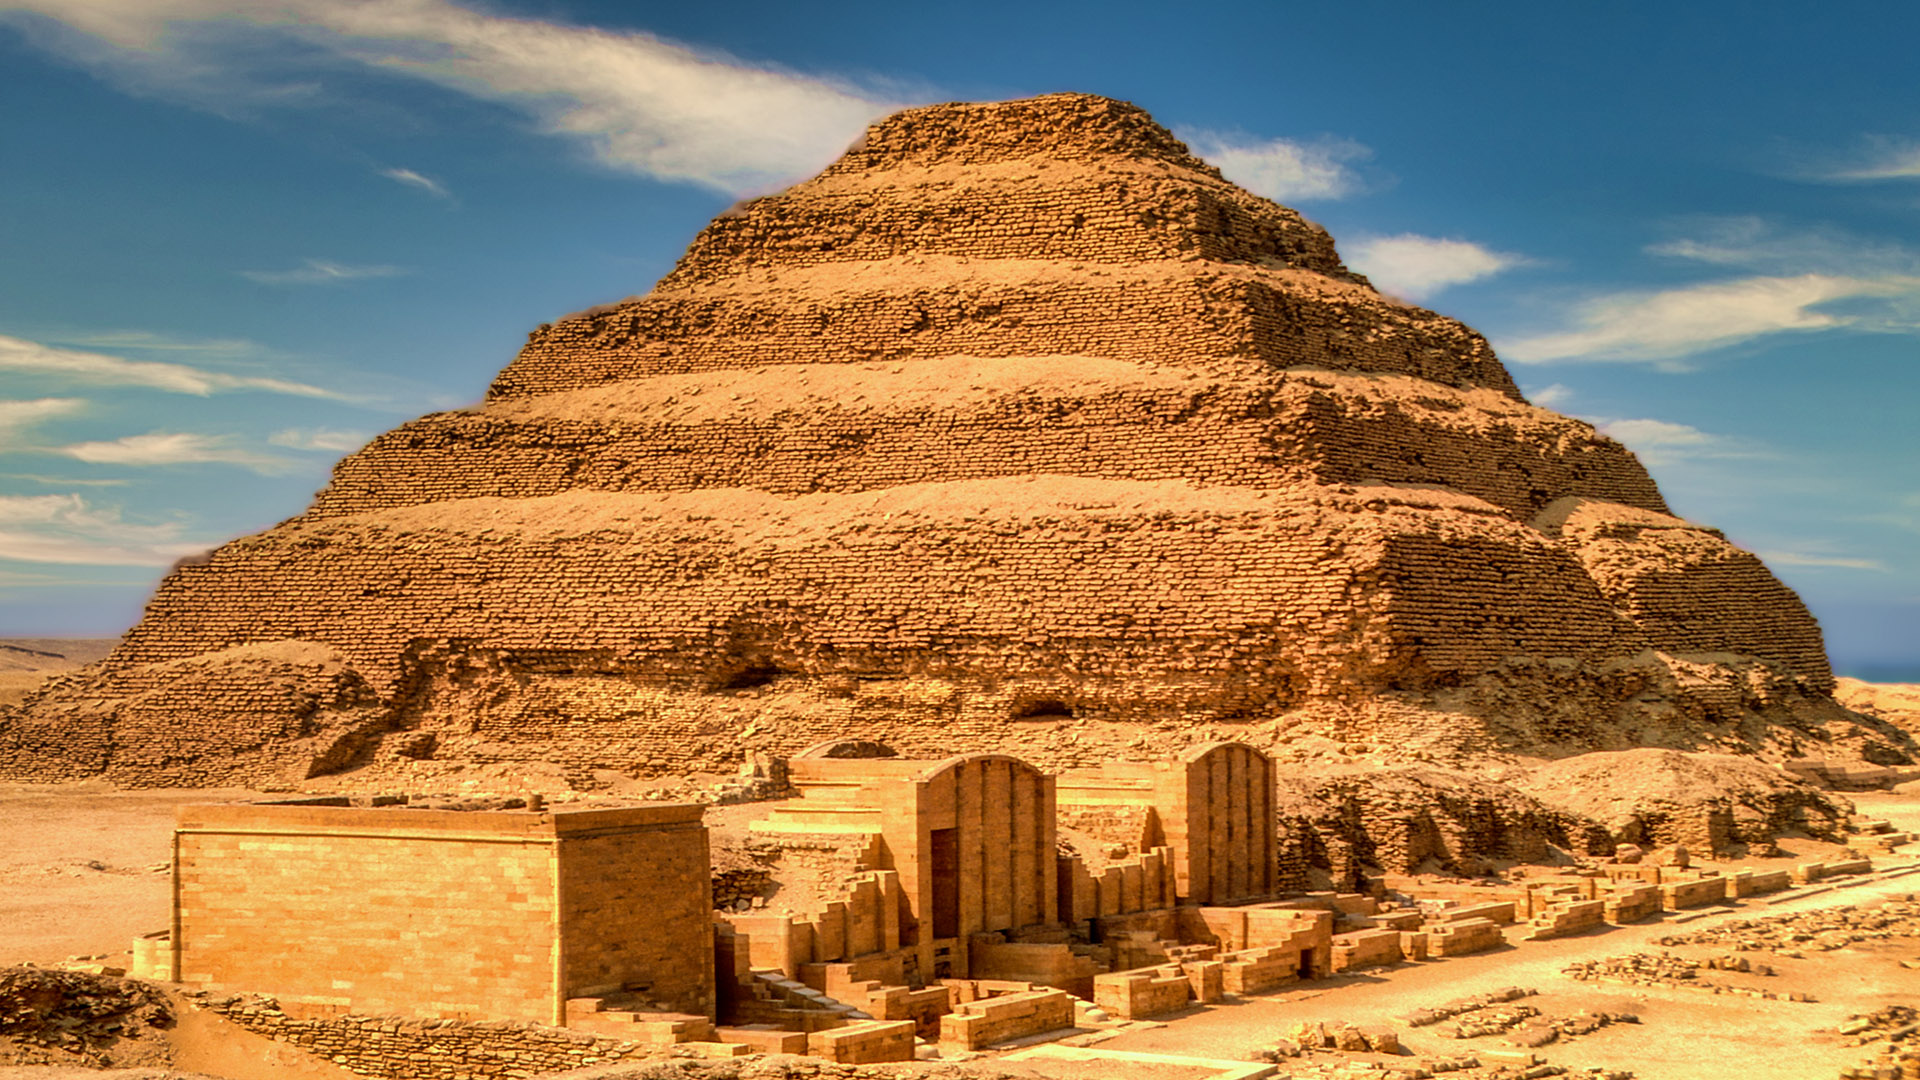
[
  {"left": 316, "top": 363, "right": 1662, "bottom": 521},
  {"left": 0, "top": 92, "right": 1874, "bottom": 787},
  {"left": 10, "top": 480, "right": 1646, "bottom": 785},
  {"left": 490, "top": 261, "right": 1517, "bottom": 398},
  {"left": 1544, "top": 499, "right": 1832, "bottom": 686}
]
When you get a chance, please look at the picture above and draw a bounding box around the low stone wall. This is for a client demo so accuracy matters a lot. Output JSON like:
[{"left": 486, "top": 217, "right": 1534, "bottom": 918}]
[
  {"left": 1329, "top": 929, "right": 1401, "bottom": 972},
  {"left": 1428, "top": 918, "right": 1503, "bottom": 957},
  {"left": 940, "top": 989, "right": 1074, "bottom": 1050},
  {"left": 805, "top": 1019, "right": 915, "bottom": 1064},
  {"left": 192, "top": 993, "right": 672, "bottom": 1080},
  {"left": 1661, "top": 875, "right": 1727, "bottom": 910},
  {"left": 711, "top": 868, "right": 775, "bottom": 912},
  {"left": 1092, "top": 967, "right": 1190, "bottom": 1019}
]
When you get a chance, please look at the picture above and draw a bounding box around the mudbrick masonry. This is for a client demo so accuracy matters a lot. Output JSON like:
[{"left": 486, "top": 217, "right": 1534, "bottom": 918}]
[{"left": 0, "top": 93, "right": 1900, "bottom": 788}]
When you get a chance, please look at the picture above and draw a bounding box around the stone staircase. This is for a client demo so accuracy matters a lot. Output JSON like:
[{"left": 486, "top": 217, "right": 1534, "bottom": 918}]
[
  {"left": 730, "top": 969, "right": 874, "bottom": 1031},
  {"left": 564, "top": 993, "right": 714, "bottom": 1044}
]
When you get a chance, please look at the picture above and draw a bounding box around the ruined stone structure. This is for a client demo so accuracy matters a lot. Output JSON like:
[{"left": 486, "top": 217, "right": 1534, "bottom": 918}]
[
  {"left": 104, "top": 745, "right": 1897, "bottom": 1069},
  {"left": 0, "top": 91, "right": 1873, "bottom": 788},
  {"left": 744, "top": 751, "right": 1059, "bottom": 981},
  {"left": 1057, "top": 741, "right": 1278, "bottom": 905},
  {"left": 154, "top": 800, "right": 715, "bottom": 1026}
]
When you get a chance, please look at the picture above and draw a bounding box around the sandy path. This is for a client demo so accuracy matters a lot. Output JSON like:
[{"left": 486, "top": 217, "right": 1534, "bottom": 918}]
[{"left": 0, "top": 785, "right": 257, "bottom": 965}]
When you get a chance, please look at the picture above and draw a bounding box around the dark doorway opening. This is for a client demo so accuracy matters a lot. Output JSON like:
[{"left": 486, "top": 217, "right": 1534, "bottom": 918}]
[{"left": 930, "top": 827, "right": 960, "bottom": 939}]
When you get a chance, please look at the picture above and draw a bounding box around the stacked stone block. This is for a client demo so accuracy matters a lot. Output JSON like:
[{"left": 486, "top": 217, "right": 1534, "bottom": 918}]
[{"left": 171, "top": 801, "right": 712, "bottom": 1025}]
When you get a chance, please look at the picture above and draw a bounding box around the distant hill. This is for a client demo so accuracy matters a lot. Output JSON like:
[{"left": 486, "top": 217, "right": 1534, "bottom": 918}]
[{"left": 0, "top": 639, "right": 119, "bottom": 706}]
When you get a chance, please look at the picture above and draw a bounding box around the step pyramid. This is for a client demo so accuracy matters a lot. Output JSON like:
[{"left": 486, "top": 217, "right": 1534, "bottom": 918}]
[{"left": 1, "top": 94, "right": 1869, "bottom": 788}]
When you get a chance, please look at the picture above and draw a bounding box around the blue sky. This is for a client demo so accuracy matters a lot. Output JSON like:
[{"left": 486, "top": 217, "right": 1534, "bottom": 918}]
[{"left": 0, "top": 1, "right": 1915, "bottom": 679}]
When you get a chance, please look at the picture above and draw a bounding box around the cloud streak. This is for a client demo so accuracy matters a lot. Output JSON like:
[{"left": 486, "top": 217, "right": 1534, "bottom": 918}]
[
  {"left": 1344, "top": 234, "right": 1527, "bottom": 301},
  {"left": 0, "top": 492, "right": 206, "bottom": 566},
  {"left": 239, "top": 258, "right": 407, "bottom": 285},
  {"left": 0, "top": 0, "right": 905, "bottom": 195},
  {"left": 1500, "top": 273, "right": 1901, "bottom": 367},
  {"left": 58, "top": 431, "right": 295, "bottom": 473},
  {"left": 1758, "top": 550, "right": 1886, "bottom": 571},
  {"left": 380, "top": 166, "right": 449, "bottom": 198},
  {"left": 0, "top": 397, "right": 86, "bottom": 446},
  {"left": 269, "top": 426, "right": 368, "bottom": 451},
  {"left": 1593, "top": 416, "right": 1765, "bottom": 468},
  {"left": 0, "top": 333, "right": 345, "bottom": 398},
  {"left": 1820, "top": 139, "right": 1920, "bottom": 182},
  {"left": 1503, "top": 218, "right": 1920, "bottom": 368},
  {"left": 1179, "top": 129, "right": 1369, "bottom": 202}
]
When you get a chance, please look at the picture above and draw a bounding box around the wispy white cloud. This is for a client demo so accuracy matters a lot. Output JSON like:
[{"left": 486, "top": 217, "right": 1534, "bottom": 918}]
[
  {"left": 1819, "top": 138, "right": 1920, "bottom": 182},
  {"left": 0, "top": 492, "right": 206, "bottom": 566},
  {"left": 269, "top": 426, "right": 368, "bottom": 451},
  {"left": 49, "top": 330, "right": 255, "bottom": 354},
  {"left": 1502, "top": 218, "right": 1920, "bottom": 368},
  {"left": 0, "top": 472, "right": 127, "bottom": 487},
  {"left": 1179, "top": 129, "right": 1369, "bottom": 202},
  {"left": 1593, "top": 417, "right": 1763, "bottom": 468},
  {"left": 1758, "top": 549, "right": 1887, "bottom": 571},
  {"left": 0, "top": 333, "right": 345, "bottom": 398},
  {"left": 1500, "top": 274, "right": 1901, "bottom": 367},
  {"left": 0, "top": 0, "right": 903, "bottom": 195},
  {"left": 57, "top": 431, "right": 295, "bottom": 473},
  {"left": 380, "top": 166, "right": 449, "bottom": 199},
  {"left": 239, "top": 258, "right": 407, "bottom": 285},
  {"left": 1527, "top": 383, "right": 1575, "bottom": 410},
  {"left": 1648, "top": 216, "right": 1920, "bottom": 277},
  {"left": 0, "top": 397, "right": 86, "bottom": 446},
  {"left": 1344, "top": 234, "right": 1527, "bottom": 301}
]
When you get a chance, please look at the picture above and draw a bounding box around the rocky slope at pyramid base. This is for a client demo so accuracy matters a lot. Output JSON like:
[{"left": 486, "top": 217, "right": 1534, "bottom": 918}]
[{"left": 6, "top": 638, "right": 1906, "bottom": 791}]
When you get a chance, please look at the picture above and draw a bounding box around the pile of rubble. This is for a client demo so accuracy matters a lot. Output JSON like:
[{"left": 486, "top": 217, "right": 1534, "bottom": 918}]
[
  {"left": 1406, "top": 989, "right": 1636, "bottom": 1050},
  {"left": 1836, "top": 1010, "right": 1920, "bottom": 1080},
  {"left": 1658, "top": 897, "right": 1920, "bottom": 955},
  {"left": 1405, "top": 987, "right": 1539, "bottom": 1028},
  {"left": 1280, "top": 1019, "right": 1404, "bottom": 1055},
  {"left": 1250, "top": 1038, "right": 1637, "bottom": 1080},
  {"left": 0, "top": 966, "right": 174, "bottom": 1067},
  {"left": 1441, "top": 1004, "right": 1542, "bottom": 1040},
  {"left": 1838, "top": 1005, "right": 1920, "bottom": 1047},
  {"left": 1561, "top": 951, "right": 1804, "bottom": 1000}
]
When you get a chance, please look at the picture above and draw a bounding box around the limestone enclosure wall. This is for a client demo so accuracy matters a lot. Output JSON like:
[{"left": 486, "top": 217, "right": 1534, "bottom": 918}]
[
  {"left": 175, "top": 804, "right": 562, "bottom": 1022},
  {"left": 172, "top": 802, "right": 712, "bottom": 1024}
]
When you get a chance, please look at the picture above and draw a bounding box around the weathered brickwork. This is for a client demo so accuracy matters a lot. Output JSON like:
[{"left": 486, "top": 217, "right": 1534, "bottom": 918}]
[
  {"left": 491, "top": 268, "right": 1517, "bottom": 400},
  {"left": 171, "top": 802, "right": 712, "bottom": 1024},
  {"left": 315, "top": 366, "right": 1662, "bottom": 523},
  {"left": 0, "top": 91, "right": 1851, "bottom": 786},
  {"left": 193, "top": 994, "right": 674, "bottom": 1080},
  {"left": 1548, "top": 498, "right": 1833, "bottom": 689}
]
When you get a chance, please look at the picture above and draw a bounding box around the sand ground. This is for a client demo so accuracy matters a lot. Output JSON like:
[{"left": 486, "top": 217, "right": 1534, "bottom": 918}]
[{"left": 0, "top": 785, "right": 258, "bottom": 966}]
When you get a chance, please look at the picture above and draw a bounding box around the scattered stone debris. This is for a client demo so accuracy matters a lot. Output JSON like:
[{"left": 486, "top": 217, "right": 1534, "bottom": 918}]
[
  {"left": 1658, "top": 896, "right": 1920, "bottom": 955},
  {"left": 1404, "top": 987, "right": 1539, "bottom": 1027},
  {"left": 1838, "top": 1005, "right": 1920, "bottom": 1047},
  {"left": 1561, "top": 951, "right": 1807, "bottom": 1000},
  {"left": 1249, "top": 1034, "right": 1637, "bottom": 1080},
  {"left": 0, "top": 966, "right": 174, "bottom": 1068},
  {"left": 1441, "top": 1004, "right": 1540, "bottom": 1040}
]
